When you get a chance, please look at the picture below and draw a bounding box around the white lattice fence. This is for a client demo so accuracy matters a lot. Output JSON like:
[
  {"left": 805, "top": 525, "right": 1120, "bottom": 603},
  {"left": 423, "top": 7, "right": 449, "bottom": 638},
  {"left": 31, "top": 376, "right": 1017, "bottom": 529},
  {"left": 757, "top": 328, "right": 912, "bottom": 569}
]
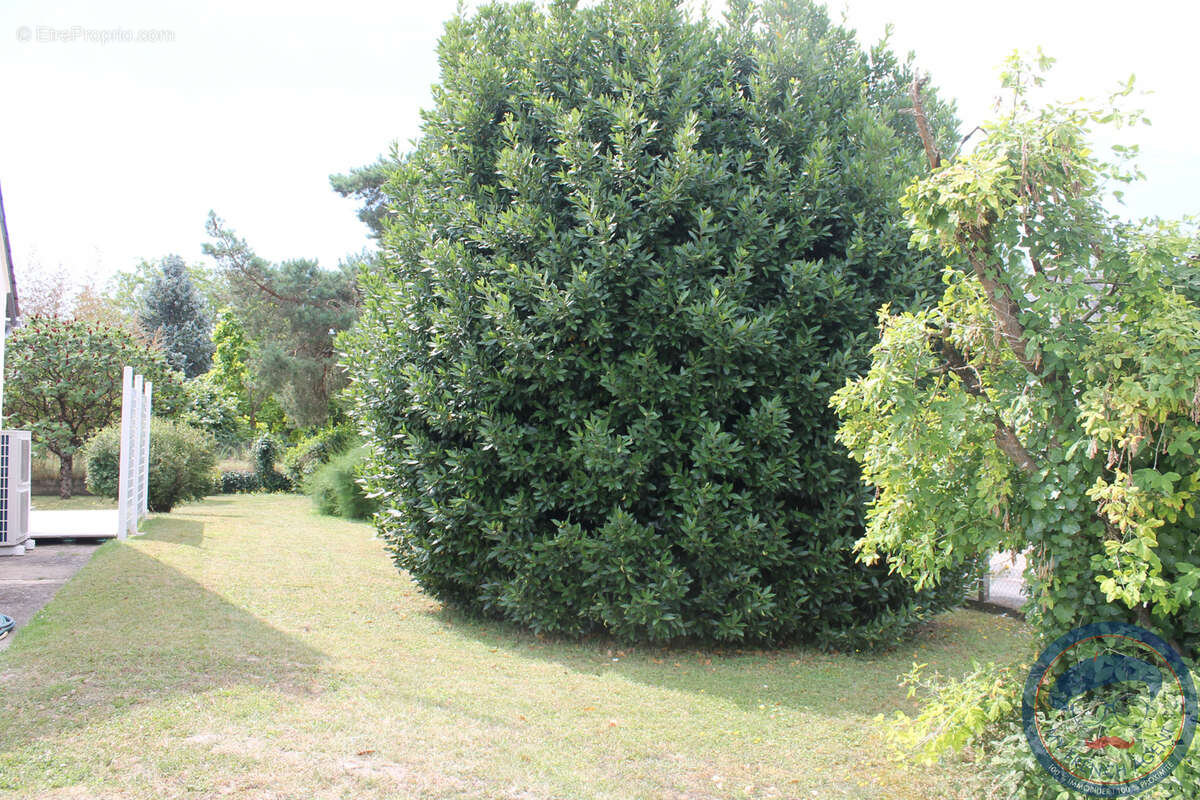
[{"left": 117, "top": 366, "right": 152, "bottom": 540}]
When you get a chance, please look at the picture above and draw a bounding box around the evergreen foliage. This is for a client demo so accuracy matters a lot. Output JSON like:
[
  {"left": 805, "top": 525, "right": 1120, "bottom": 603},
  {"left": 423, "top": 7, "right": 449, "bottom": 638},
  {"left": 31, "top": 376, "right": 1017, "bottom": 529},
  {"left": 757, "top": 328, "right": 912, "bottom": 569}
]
[
  {"left": 140, "top": 255, "right": 214, "bottom": 378},
  {"left": 304, "top": 445, "right": 378, "bottom": 520},
  {"left": 253, "top": 434, "right": 291, "bottom": 492},
  {"left": 282, "top": 424, "right": 356, "bottom": 486},
  {"left": 203, "top": 214, "right": 360, "bottom": 428},
  {"left": 179, "top": 373, "right": 247, "bottom": 447},
  {"left": 343, "top": 0, "right": 964, "bottom": 643},
  {"left": 330, "top": 159, "right": 392, "bottom": 239},
  {"left": 218, "top": 470, "right": 261, "bottom": 494}
]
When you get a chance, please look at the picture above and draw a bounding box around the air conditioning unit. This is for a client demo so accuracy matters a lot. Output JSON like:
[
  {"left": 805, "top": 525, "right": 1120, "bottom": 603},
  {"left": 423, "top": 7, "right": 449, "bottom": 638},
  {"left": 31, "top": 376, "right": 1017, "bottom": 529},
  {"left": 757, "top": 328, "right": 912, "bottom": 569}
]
[{"left": 0, "top": 430, "right": 31, "bottom": 556}]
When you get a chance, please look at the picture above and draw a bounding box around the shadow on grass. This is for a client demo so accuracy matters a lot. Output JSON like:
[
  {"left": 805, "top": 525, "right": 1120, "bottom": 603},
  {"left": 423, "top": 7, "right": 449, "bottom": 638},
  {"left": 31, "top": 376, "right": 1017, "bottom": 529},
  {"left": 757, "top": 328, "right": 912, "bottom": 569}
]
[
  {"left": 0, "top": 543, "right": 326, "bottom": 747},
  {"left": 420, "top": 600, "right": 1031, "bottom": 719},
  {"left": 140, "top": 517, "right": 204, "bottom": 548}
]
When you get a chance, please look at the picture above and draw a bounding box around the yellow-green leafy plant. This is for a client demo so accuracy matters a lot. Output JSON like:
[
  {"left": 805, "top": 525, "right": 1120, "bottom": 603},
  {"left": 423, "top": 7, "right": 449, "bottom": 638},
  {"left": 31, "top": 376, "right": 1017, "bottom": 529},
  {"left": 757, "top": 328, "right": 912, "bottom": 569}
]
[{"left": 833, "top": 53, "right": 1200, "bottom": 655}]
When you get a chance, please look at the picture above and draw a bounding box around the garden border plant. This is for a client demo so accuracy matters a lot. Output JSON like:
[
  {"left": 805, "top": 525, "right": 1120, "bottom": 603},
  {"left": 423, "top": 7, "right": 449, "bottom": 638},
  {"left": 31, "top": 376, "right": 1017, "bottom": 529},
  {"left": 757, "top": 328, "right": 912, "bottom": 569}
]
[
  {"left": 304, "top": 444, "right": 378, "bottom": 520},
  {"left": 84, "top": 418, "right": 217, "bottom": 513}
]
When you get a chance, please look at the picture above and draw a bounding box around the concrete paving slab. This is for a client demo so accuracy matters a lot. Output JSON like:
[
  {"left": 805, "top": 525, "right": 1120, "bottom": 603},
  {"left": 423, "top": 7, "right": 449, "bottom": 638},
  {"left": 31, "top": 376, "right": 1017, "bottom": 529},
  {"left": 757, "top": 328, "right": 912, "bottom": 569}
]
[
  {"left": 29, "top": 509, "right": 119, "bottom": 539},
  {"left": 0, "top": 541, "right": 103, "bottom": 651}
]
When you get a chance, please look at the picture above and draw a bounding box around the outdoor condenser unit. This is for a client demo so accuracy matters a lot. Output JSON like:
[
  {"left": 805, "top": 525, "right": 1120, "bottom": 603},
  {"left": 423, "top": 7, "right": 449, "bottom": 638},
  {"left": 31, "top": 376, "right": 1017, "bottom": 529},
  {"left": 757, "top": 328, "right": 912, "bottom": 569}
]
[{"left": 0, "top": 430, "right": 31, "bottom": 556}]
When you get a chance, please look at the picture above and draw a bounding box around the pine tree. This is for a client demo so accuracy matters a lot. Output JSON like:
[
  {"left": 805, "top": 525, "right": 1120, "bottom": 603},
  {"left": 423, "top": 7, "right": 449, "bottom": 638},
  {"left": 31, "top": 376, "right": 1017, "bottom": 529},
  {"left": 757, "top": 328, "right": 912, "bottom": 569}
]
[{"left": 140, "top": 255, "right": 214, "bottom": 378}]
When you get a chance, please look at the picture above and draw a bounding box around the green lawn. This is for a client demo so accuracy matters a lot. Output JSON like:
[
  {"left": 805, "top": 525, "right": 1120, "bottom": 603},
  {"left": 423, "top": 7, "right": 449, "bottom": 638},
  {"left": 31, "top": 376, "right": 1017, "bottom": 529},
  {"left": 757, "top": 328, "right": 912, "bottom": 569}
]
[
  {"left": 0, "top": 495, "right": 1031, "bottom": 798},
  {"left": 29, "top": 495, "right": 117, "bottom": 511}
]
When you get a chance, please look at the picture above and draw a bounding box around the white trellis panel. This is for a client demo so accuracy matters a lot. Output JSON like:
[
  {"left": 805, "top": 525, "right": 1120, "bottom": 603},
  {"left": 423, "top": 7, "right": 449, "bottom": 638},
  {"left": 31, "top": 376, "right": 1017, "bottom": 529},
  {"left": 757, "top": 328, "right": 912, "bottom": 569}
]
[
  {"left": 134, "top": 374, "right": 146, "bottom": 517},
  {"left": 117, "top": 366, "right": 152, "bottom": 540},
  {"left": 140, "top": 380, "right": 152, "bottom": 516}
]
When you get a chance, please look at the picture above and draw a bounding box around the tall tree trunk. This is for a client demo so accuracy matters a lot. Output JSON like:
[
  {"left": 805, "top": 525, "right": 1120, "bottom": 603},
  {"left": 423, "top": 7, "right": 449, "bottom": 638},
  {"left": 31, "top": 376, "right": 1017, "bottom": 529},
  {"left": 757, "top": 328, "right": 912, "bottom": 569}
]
[{"left": 58, "top": 453, "right": 74, "bottom": 499}]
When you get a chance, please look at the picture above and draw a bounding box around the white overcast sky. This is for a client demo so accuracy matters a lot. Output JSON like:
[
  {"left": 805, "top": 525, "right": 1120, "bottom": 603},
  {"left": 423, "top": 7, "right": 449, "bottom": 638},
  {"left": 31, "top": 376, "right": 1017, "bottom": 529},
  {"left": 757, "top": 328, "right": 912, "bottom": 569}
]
[{"left": 1, "top": 0, "right": 1196, "bottom": 292}]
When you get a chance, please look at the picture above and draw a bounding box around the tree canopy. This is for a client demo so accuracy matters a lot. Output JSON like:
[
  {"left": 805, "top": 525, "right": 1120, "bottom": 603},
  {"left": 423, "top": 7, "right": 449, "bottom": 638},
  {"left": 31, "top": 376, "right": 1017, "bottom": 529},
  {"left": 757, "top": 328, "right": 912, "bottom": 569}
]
[
  {"left": 833, "top": 54, "right": 1200, "bottom": 656},
  {"left": 330, "top": 158, "right": 392, "bottom": 239},
  {"left": 140, "top": 254, "right": 214, "bottom": 378},
  {"left": 4, "top": 316, "right": 184, "bottom": 497},
  {"left": 203, "top": 213, "right": 360, "bottom": 428},
  {"left": 205, "top": 307, "right": 286, "bottom": 434}
]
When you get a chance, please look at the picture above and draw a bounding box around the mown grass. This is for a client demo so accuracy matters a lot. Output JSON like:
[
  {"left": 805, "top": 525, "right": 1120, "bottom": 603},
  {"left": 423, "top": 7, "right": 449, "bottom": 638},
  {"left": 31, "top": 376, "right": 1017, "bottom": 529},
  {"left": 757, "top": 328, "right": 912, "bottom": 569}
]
[
  {"left": 29, "top": 495, "right": 117, "bottom": 512},
  {"left": 0, "top": 495, "right": 1032, "bottom": 799}
]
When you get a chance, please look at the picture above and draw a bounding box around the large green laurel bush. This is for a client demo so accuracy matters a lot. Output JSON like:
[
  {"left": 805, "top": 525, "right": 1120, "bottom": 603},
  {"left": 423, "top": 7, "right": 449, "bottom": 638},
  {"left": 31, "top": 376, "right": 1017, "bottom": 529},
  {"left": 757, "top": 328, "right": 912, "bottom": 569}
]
[{"left": 343, "top": 0, "right": 971, "bottom": 643}]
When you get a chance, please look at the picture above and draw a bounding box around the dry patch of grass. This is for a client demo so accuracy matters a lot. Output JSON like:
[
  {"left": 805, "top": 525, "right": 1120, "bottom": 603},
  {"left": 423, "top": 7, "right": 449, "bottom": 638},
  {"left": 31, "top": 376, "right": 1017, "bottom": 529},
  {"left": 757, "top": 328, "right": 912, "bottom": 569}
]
[
  {"left": 216, "top": 458, "right": 252, "bottom": 474},
  {"left": 0, "top": 495, "right": 1032, "bottom": 798}
]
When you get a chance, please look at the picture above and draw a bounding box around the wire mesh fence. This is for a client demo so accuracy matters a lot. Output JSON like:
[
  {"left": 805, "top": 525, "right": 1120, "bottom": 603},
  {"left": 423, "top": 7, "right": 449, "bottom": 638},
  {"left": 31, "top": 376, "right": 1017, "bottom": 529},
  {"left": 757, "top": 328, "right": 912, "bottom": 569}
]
[{"left": 977, "top": 551, "right": 1028, "bottom": 612}]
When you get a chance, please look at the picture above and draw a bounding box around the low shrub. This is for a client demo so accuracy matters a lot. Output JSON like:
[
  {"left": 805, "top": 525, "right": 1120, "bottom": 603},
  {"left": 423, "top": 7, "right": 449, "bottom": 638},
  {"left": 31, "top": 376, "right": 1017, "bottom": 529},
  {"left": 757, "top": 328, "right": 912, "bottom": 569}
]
[
  {"left": 304, "top": 445, "right": 377, "bottom": 520},
  {"left": 253, "top": 434, "right": 291, "bottom": 492},
  {"left": 281, "top": 424, "right": 355, "bottom": 486},
  {"left": 886, "top": 660, "right": 1200, "bottom": 798},
  {"left": 218, "top": 471, "right": 260, "bottom": 494},
  {"left": 179, "top": 374, "right": 247, "bottom": 447},
  {"left": 83, "top": 419, "right": 217, "bottom": 512}
]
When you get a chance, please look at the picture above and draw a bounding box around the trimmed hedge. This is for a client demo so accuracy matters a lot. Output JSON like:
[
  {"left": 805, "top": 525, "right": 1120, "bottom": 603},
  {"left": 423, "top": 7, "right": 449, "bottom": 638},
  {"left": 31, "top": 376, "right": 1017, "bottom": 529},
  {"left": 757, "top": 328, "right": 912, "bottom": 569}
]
[
  {"left": 218, "top": 471, "right": 260, "bottom": 494},
  {"left": 83, "top": 419, "right": 217, "bottom": 513},
  {"left": 343, "top": 0, "right": 965, "bottom": 644}
]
